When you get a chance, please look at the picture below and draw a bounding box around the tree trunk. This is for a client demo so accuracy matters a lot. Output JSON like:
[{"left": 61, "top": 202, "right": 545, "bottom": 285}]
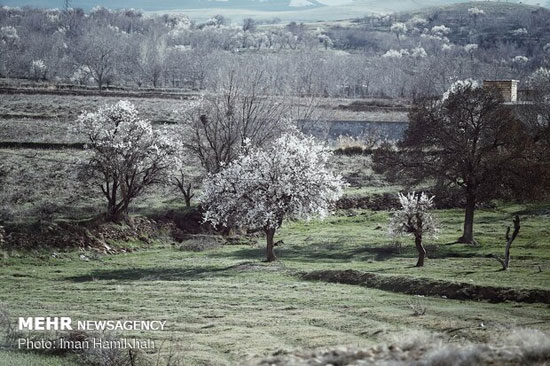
[
  {"left": 459, "top": 192, "right": 476, "bottom": 244},
  {"left": 493, "top": 215, "right": 521, "bottom": 270},
  {"left": 107, "top": 206, "right": 121, "bottom": 222},
  {"left": 107, "top": 196, "right": 118, "bottom": 222},
  {"left": 415, "top": 234, "right": 426, "bottom": 267},
  {"left": 182, "top": 183, "right": 193, "bottom": 207},
  {"left": 265, "top": 228, "right": 277, "bottom": 262}
]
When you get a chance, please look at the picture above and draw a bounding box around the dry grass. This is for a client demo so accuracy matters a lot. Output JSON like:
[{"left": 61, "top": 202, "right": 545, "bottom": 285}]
[{"left": 257, "top": 329, "right": 550, "bottom": 365}]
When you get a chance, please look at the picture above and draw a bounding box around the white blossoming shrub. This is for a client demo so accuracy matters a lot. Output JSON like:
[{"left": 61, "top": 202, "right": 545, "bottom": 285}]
[
  {"left": 78, "top": 100, "right": 180, "bottom": 221},
  {"left": 411, "top": 46, "right": 427, "bottom": 58},
  {"left": 468, "top": 7, "right": 485, "bottom": 16},
  {"left": 390, "top": 22, "right": 407, "bottom": 39},
  {"left": 511, "top": 28, "right": 528, "bottom": 36},
  {"left": 29, "top": 59, "right": 47, "bottom": 81},
  {"left": 0, "top": 25, "right": 18, "bottom": 44},
  {"left": 442, "top": 79, "right": 479, "bottom": 101},
  {"left": 382, "top": 49, "right": 409, "bottom": 58},
  {"left": 512, "top": 55, "right": 528, "bottom": 65},
  {"left": 389, "top": 192, "right": 439, "bottom": 267},
  {"left": 201, "top": 132, "right": 345, "bottom": 261},
  {"left": 431, "top": 25, "right": 451, "bottom": 36},
  {"left": 464, "top": 43, "right": 478, "bottom": 53}
]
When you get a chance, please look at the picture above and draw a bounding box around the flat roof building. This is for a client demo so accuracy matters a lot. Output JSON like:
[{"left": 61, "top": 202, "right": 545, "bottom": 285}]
[{"left": 483, "top": 80, "right": 519, "bottom": 102}]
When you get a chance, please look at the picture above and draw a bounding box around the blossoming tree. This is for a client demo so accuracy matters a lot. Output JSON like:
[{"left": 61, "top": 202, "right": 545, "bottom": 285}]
[
  {"left": 78, "top": 100, "right": 179, "bottom": 221},
  {"left": 389, "top": 192, "right": 439, "bottom": 267},
  {"left": 201, "top": 132, "right": 345, "bottom": 262}
]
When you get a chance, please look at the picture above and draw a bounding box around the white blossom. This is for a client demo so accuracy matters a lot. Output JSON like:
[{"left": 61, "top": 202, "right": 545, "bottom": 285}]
[
  {"left": 442, "top": 79, "right": 479, "bottom": 101},
  {"left": 77, "top": 101, "right": 180, "bottom": 220},
  {"left": 390, "top": 22, "right": 408, "bottom": 35},
  {"left": 464, "top": 43, "right": 478, "bottom": 53},
  {"left": 468, "top": 7, "right": 485, "bottom": 16},
  {"left": 201, "top": 132, "right": 345, "bottom": 232},
  {"left": 411, "top": 46, "right": 427, "bottom": 58},
  {"left": 512, "top": 55, "right": 528, "bottom": 64},
  {"left": 389, "top": 192, "right": 439, "bottom": 239},
  {"left": 382, "top": 49, "right": 409, "bottom": 58},
  {"left": 431, "top": 25, "right": 451, "bottom": 36},
  {"left": 511, "top": 28, "right": 528, "bottom": 36},
  {"left": 0, "top": 25, "right": 18, "bottom": 44},
  {"left": 30, "top": 59, "right": 47, "bottom": 80}
]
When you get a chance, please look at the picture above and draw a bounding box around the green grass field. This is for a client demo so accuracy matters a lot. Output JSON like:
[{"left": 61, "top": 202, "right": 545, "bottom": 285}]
[
  {"left": 1, "top": 204, "right": 549, "bottom": 365},
  {"left": 0, "top": 91, "right": 549, "bottom": 365}
]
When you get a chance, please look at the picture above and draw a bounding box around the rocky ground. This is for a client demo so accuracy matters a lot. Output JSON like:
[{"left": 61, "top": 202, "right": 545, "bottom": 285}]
[{"left": 257, "top": 330, "right": 550, "bottom": 366}]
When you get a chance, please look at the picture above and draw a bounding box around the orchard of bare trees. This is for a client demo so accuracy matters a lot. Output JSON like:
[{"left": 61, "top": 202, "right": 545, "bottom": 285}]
[{"left": 1, "top": 4, "right": 550, "bottom": 98}]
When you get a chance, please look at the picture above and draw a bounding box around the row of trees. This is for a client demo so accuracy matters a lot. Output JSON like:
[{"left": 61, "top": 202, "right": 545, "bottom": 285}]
[
  {"left": 75, "top": 98, "right": 346, "bottom": 261},
  {"left": 1, "top": 6, "right": 549, "bottom": 98},
  {"left": 74, "top": 71, "right": 321, "bottom": 221},
  {"left": 74, "top": 97, "right": 435, "bottom": 264},
  {"left": 72, "top": 69, "right": 549, "bottom": 262}
]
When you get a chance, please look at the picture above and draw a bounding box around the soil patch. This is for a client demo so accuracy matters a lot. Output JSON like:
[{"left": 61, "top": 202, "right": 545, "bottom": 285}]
[{"left": 2, "top": 216, "right": 169, "bottom": 253}]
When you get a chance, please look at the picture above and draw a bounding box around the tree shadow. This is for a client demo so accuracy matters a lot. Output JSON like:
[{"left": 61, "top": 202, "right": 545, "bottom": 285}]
[
  {"left": 65, "top": 263, "right": 247, "bottom": 282},
  {"left": 208, "top": 243, "right": 410, "bottom": 262},
  {"left": 441, "top": 241, "right": 460, "bottom": 246}
]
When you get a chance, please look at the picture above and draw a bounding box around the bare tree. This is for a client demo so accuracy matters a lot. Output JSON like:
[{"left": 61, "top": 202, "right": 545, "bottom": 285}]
[
  {"left": 71, "top": 27, "right": 121, "bottom": 91},
  {"left": 491, "top": 216, "right": 521, "bottom": 270},
  {"left": 179, "top": 70, "right": 291, "bottom": 173},
  {"left": 242, "top": 18, "right": 257, "bottom": 32},
  {"left": 172, "top": 171, "right": 195, "bottom": 207}
]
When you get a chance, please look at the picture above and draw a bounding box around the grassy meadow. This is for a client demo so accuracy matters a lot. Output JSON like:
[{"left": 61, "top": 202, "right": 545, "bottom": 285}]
[
  {"left": 1, "top": 204, "right": 549, "bottom": 365},
  {"left": 0, "top": 91, "right": 549, "bottom": 365}
]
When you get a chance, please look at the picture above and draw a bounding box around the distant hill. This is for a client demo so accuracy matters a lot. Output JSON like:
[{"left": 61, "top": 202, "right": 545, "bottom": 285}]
[
  {"left": 3, "top": 0, "right": 326, "bottom": 11},
  {"left": 390, "top": 1, "right": 550, "bottom": 48},
  {"left": 1, "top": 0, "right": 548, "bottom": 22},
  {"left": 400, "top": 1, "right": 547, "bottom": 18}
]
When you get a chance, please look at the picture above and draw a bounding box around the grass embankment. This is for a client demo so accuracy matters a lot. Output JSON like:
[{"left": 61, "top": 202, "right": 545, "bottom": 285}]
[
  {"left": 0, "top": 205, "right": 549, "bottom": 365},
  {"left": 277, "top": 205, "right": 550, "bottom": 290}
]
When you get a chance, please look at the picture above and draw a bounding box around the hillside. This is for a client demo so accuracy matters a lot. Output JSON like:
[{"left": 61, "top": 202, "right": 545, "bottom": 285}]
[
  {"left": 2, "top": 0, "right": 549, "bottom": 22},
  {"left": 333, "top": 1, "right": 550, "bottom": 55},
  {"left": 393, "top": 1, "right": 550, "bottom": 47}
]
